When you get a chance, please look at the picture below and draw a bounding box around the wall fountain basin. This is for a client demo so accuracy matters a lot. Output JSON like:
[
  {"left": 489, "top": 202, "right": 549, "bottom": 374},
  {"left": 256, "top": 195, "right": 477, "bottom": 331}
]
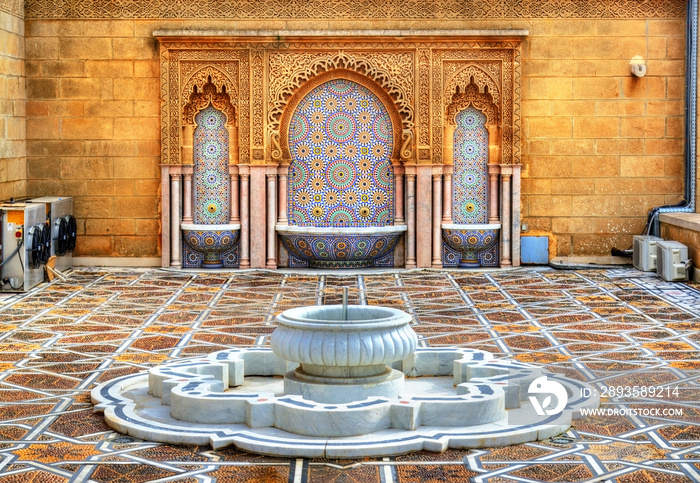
[
  {"left": 276, "top": 224, "right": 407, "bottom": 268},
  {"left": 181, "top": 223, "right": 240, "bottom": 269},
  {"left": 92, "top": 301, "right": 599, "bottom": 458},
  {"left": 442, "top": 223, "right": 500, "bottom": 268}
]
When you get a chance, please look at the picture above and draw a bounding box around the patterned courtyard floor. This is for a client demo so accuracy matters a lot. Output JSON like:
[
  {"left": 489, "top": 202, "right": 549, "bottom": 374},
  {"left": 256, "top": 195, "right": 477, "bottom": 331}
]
[{"left": 1, "top": 267, "right": 700, "bottom": 482}]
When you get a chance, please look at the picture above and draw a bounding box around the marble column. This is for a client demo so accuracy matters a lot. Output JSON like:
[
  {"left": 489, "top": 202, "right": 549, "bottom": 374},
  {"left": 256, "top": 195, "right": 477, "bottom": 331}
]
[
  {"left": 405, "top": 171, "right": 417, "bottom": 268},
  {"left": 432, "top": 173, "right": 443, "bottom": 268},
  {"left": 442, "top": 168, "right": 452, "bottom": 223},
  {"left": 488, "top": 165, "right": 501, "bottom": 224},
  {"left": 416, "top": 167, "right": 432, "bottom": 267},
  {"left": 229, "top": 167, "right": 240, "bottom": 224},
  {"left": 170, "top": 172, "right": 181, "bottom": 268},
  {"left": 511, "top": 165, "right": 522, "bottom": 267},
  {"left": 266, "top": 170, "right": 277, "bottom": 269},
  {"left": 239, "top": 168, "right": 251, "bottom": 269},
  {"left": 249, "top": 166, "right": 267, "bottom": 268},
  {"left": 278, "top": 164, "right": 289, "bottom": 225},
  {"left": 182, "top": 170, "right": 193, "bottom": 224},
  {"left": 161, "top": 165, "right": 171, "bottom": 268},
  {"left": 500, "top": 166, "right": 513, "bottom": 267},
  {"left": 394, "top": 165, "right": 405, "bottom": 224}
]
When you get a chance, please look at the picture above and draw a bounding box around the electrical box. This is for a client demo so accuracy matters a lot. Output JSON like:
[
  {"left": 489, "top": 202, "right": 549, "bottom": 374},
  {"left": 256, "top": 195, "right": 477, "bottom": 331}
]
[
  {"left": 0, "top": 203, "right": 48, "bottom": 291},
  {"left": 656, "top": 240, "right": 691, "bottom": 282},
  {"left": 28, "top": 196, "right": 76, "bottom": 270},
  {"left": 521, "top": 236, "right": 549, "bottom": 264},
  {"left": 632, "top": 235, "right": 663, "bottom": 271}
]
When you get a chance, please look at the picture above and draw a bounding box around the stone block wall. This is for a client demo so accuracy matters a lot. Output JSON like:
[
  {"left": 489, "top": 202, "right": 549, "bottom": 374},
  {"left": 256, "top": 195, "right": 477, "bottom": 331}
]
[
  {"left": 522, "top": 17, "right": 686, "bottom": 256},
  {"left": 0, "top": 3, "right": 25, "bottom": 201},
  {"left": 21, "top": 1, "right": 687, "bottom": 261},
  {"left": 25, "top": 20, "right": 161, "bottom": 259}
]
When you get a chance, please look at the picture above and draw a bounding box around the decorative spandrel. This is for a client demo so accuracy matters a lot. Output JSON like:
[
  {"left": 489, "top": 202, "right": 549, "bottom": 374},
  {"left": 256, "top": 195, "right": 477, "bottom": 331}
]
[{"left": 287, "top": 78, "right": 395, "bottom": 228}]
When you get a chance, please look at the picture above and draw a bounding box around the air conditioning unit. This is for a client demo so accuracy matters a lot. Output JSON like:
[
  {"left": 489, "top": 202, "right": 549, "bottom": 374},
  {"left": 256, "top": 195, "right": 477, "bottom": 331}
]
[
  {"left": 28, "top": 196, "right": 76, "bottom": 270},
  {"left": 632, "top": 235, "right": 663, "bottom": 271},
  {"left": 0, "top": 203, "right": 49, "bottom": 291},
  {"left": 656, "top": 240, "right": 691, "bottom": 282}
]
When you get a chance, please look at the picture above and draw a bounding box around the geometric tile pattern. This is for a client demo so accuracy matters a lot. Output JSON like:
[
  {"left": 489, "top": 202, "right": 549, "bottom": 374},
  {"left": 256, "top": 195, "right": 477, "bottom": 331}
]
[
  {"left": 453, "top": 106, "right": 488, "bottom": 224},
  {"left": 2, "top": 267, "right": 700, "bottom": 481},
  {"left": 182, "top": 236, "right": 240, "bottom": 268},
  {"left": 443, "top": 238, "right": 499, "bottom": 267},
  {"left": 194, "top": 105, "right": 230, "bottom": 224},
  {"left": 288, "top": 78, "right": 394, "bottom": 227}
]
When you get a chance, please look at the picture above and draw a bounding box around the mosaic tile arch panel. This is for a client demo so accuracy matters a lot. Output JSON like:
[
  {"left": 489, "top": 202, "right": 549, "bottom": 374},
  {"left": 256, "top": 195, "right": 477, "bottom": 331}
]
[
  {"left": 193, "top": 105, "right": 230, "bottom": 224},
  {"left": 287, "top": 78, "right": 395, "bottom": 228},
  {"left": 453, "top": 106, "right": 489, "bottom": 224}
]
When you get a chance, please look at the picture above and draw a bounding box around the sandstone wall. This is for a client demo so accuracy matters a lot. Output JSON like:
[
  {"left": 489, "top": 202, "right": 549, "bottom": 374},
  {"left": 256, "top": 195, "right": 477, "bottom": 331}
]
[
  {"left": 0, "top": 5, "right": 25, "bottom": 201},
  {"left": 23, "top": 5, "right": 687, "bottom": 260},
  {"left": 521, "top": 18, "right": 686, "bottom": 256}
]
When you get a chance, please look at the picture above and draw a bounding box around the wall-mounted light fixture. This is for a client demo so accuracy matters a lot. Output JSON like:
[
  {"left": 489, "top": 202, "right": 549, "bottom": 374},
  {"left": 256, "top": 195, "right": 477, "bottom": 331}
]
[{"left": 630, "top": 55, "right": 647, "bottom": 77}]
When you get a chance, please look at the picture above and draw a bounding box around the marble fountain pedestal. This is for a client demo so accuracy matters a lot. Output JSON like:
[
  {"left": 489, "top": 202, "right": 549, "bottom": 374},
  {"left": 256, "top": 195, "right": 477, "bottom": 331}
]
[{"left": 92, "top": 302, "right": 598, "bottom": 458}]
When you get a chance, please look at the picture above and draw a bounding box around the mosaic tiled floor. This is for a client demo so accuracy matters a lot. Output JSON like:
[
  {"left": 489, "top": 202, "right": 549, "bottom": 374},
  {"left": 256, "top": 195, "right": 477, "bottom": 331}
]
[{"left": 1, "top": 267, "right": 700, "bottom": 482}]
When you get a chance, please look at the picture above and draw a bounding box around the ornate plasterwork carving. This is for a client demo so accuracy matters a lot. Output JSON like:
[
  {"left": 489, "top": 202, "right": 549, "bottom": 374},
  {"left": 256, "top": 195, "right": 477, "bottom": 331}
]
[
  {"left": 181, "top": 63, "right": 238, "bottom": 101},
  {"left": 446, "top": 81, "right": 498, "bottom": 126},
  {"left": 0, "top": 0, "right": 22, "bottom": 17},
  {"left": 417, "top": 49, "right": 431, "bottom": 149},
  {"left": 181, "top": 64, "right": 238, "bottom": 126},
  {"left": 445, "top": 62, "right": 501, "bottom": 107},
  {"left": 251, "top": 50, "right": 265, "bottom": 148},
  {"left": 158, "top": 37, "right": 522, "bottom": 169},
  {"left": 182, "top": 78, "right": 236, "bottom": 127},
  {"left": 160, "top": 47, "right": 249, "bottom": 164},
  {"left": 432, "top": 47, "right": 518, "bottom": 164},
  {"left": 445, "top": 64, "right": 500, "bottom": 125},
  {"left": 26, "top": 0, "right": 685, "bottom": 19},
  {"left": 268, "top": 50, "right": 414, "bottom": 140}
]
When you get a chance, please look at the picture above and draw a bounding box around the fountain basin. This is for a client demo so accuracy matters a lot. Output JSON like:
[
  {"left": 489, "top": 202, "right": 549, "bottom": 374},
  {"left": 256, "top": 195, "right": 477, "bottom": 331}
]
[
  {"left": 271, "top": 305, "right": 417, "bottom": 403},
  {"left": 442, "top": 223, "right": 500, "bottom": 268},
  {"left": 181, "top": 223, "right": 240, "bottom": 269},
  {"left": 92, "top": 346, "right": 600, "bottom": 457},
  {"left": 276, "top": 224, "right": 407, "bottom": 268}
]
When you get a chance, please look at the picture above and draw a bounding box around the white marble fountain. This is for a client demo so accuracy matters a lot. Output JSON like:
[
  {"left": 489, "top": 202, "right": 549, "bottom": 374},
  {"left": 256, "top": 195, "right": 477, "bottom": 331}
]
[{"left": 92, "top": 295, "right": 598, "bottom": 457}]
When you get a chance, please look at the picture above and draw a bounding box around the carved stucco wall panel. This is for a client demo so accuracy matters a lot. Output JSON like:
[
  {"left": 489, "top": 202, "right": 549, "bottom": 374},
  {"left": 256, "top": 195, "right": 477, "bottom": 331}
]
[
  {"left": 158, "top": 37, "right": 522, "bottom": 169},
  {"left": 431, "top": 46, "right": 519, "bottom": 165},
  {"left": 161, "top": 47, "right": 250, "bottom": 164},
  {"left": 267, "top": 49, "right": 415, "bottom": 145},
  {"left": 181, "top": 63, "right": 239, "bottom": 126},
  {"left": 26, "top": 0, "right": 685, "bottom": 19}
]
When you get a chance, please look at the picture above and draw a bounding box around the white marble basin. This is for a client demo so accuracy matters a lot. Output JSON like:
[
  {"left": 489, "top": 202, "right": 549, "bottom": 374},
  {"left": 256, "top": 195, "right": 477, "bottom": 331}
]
[{"left": 271, "top": 305, "right": 417, "bottom": 403}]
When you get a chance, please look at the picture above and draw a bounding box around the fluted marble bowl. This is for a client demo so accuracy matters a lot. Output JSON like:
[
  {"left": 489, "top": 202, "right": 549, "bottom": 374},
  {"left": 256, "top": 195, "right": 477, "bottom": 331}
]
[{"left": 271, "top": 305, "right": 417, "bottom": 380}]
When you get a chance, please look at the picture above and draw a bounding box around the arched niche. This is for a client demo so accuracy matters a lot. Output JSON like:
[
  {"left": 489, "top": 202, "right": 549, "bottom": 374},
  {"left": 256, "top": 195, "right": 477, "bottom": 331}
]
[
  {"left": 443, "top": 73, "right": 501, "bottom": 169},
  {"left": 286, "top": 77, "right": 397, "bottom": 228},
  {"left": 181, "top": 69, "right": 239, "bottom": 166},
  {"left": 279, "top": 69, "right": 405, "bottom": 167}
]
